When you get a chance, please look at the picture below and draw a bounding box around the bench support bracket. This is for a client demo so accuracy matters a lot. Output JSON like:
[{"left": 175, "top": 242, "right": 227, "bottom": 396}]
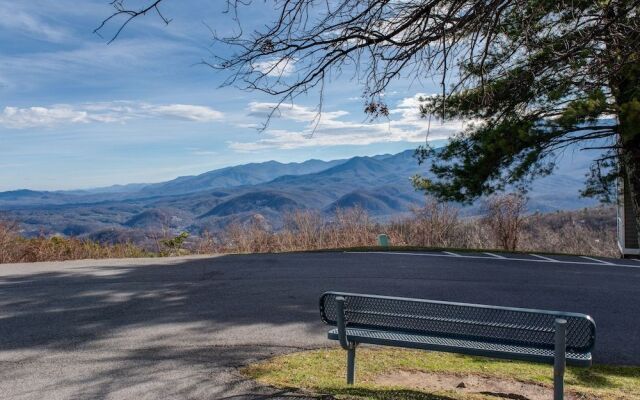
[
  {"left": 336, "top": 296, "right": 357, "bottom": 384},
  {"left": 554, "top": 318, "right": 567, "bottom": 400}
]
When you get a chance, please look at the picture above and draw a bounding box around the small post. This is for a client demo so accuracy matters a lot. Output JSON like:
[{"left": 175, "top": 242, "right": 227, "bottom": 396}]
[
  {"left": 347, "top": 346, "right": 356, "bottom": 385},
  {"left": 554, "top": 318, "right": 567, "bottom": 400},
  {"left": 377, "top": 234, "right": 390, "bottom": 248},
  {"left": 335, "top": 296, "right": 356, "bottom": 385}
]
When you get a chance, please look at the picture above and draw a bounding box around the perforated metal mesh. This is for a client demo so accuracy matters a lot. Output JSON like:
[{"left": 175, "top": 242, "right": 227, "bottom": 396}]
[
  {"left": 320, "top": 292, "right": 596, "bottom": 353},
  {"left": 326, "top": 328, "right": 592, "bottom": 366}
]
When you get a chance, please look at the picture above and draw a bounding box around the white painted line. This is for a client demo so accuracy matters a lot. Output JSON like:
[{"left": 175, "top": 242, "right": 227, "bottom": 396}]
[
  {"left": 344, "top": 251, "right": 640, "bottom": 269},
  {"left": 530, "top": 254, "right": 558, "bottom": 262},
  {"left": 580, "top": 256, "right": 614, "bottom": 265},
  {"left": 484, "top": 252, "right": 506, "bottom": 259}
]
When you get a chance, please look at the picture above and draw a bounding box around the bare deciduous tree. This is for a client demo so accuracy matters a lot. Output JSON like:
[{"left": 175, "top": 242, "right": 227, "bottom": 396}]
[
  {"left": 483, "top": 193, "right": 527, "bottom": 251},
  {"left": 409, "top": 197, "right": 460, "bottom": 247}
]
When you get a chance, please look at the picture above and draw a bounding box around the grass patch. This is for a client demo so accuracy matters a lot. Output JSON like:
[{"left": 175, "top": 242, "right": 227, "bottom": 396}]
[{"left": 242, "top": 348, "right": 640, "bottom": 400}]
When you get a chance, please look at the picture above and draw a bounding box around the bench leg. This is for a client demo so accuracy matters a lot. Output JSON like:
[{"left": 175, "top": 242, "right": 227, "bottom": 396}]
[
  {"left": 554, "top": 318, "right": 567, "bottom": 400},
  {"left": 347, "top": 346, "right": 356, "bottom": 385}
]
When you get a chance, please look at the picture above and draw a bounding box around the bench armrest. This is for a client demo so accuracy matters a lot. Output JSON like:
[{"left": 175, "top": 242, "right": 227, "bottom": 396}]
[{"left": 336, "top": 296, "right": 355, "bottom": 350}]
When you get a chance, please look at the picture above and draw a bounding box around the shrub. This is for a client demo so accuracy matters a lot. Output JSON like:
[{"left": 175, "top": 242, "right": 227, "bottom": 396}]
[
  {"left": 160, "top": 232, "right": 190, "bottom": 256},
  {"left": 0, "top": 201, "right": 619, "bottom": 264},
  {"left": 0, "top": 220, "right": 151, "bottom": 264},
  {"left": 482, "top": 193, "right": 527, "bottom": 251}
]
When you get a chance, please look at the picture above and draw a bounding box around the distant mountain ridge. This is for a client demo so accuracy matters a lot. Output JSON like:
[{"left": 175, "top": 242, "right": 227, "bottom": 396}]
[
  {"left": 140, "top": 158, "right": 346, "bottom": 196},
  {"left": 0, "top": 148, "right": 599, "bottom": 240}
]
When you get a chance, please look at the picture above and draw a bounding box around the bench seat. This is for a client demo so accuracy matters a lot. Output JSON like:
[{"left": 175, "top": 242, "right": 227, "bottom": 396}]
[
  {"left": 328, "top": 327, "right": 592, "bottom": 367},
  {"left": 321, "top": 291, "right": 596, "bottom": 397}
]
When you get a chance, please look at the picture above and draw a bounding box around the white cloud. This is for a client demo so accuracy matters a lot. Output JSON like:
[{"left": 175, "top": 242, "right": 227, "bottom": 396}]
[
  {"left": 253, "top": 58, "right": 296, "bottom": 77},
  {"left": 229, "top": 94, "right": 466, "bottom": 152},
  {"left": 247, "top": 102, "right": 348, "bottom": 122},
  {"left": 146, "top": 104, "right": 224, "bottom": 122},
  {"left": 0, "top": 106, "right": 93, "bottom": 129},
  {"left": 0, "top": 101, "right": 224, "bottom": 129}
]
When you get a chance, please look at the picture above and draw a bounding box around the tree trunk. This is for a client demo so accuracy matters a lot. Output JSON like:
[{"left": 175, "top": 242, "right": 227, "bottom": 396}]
[
  {"left": 615, "top": 60, "right": 640, "bottom": 250},
  {"left": 621, "top": 144, "right": 640, "bottom": 250}
]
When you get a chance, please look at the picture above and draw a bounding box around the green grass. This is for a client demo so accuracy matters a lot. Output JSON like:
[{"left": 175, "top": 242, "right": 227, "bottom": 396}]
[{"left": 242, "top": 348, "right": 640, "bottom": 400}]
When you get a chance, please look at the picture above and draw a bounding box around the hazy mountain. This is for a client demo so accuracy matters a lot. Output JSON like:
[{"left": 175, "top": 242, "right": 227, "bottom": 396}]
[
  {"left": 69, "top": 183, "right": 151, "bottom": 195},
  {"left": 326, "top": 190, "right": 408, "bottom": 214},
  {"left": 199, "top": 191, "right": 303, "bottom": 218},
  {"left": 0, "top": 189, "right": 75, "bottom": 205},
  {"left": 139, "top": 158, "right": 346, "bottom": 196},
  {"left": 0, "top": 158, "right": 345, "bottom": 207},
  {"left": 0, "top": 147, "right": 601, "bottom": 240},
  {"left": 124, "top": 208, "right": 192, "bottom": 230}
]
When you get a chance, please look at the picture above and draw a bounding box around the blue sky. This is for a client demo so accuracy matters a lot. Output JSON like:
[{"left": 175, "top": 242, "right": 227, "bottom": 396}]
[{"left": 0, "top": 0, "right": 459, "bottom": 191}]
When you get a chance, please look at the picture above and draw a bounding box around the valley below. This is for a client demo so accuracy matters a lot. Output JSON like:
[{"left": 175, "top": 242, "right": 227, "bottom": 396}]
[{"left": 1, "top": 148, "right": 602, "bottom": 246}]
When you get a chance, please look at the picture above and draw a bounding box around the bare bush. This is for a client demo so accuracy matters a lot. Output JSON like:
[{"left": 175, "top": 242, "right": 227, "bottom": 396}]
[
  {"left": 0, "top": 220, "right": 150, "bottom": 264},
  {"left": 192, "top": 231, "right": 218, "bottom": 254},
  {"left": 387, "top": 200, "right": 487, "bottom": 250},
  {"left": 519, "top": 209, "right": 618, "bottom": 257},
  {"left": 191, "top": 207, "right": 378, "bottom": 254},
  {"left": 0, "top": 219, "right": 21, "bottom": 263},
  {"left": 280, "top": 209, "right": 325, "bottom": 250},
  {"left": 482, "top": 194, "right": 528, "bottom": 251},
  {"left": 0, "top": 203, "right": 619, "bottom": 264},
  {"left": 217, "top": 215, "right": 276, "bottom": 254},
  {"left": 409, "top": 198, "right": 460, "bottom": 247},
  {"left": 326, "top": 206, "right": 376, "bottom": 248}
]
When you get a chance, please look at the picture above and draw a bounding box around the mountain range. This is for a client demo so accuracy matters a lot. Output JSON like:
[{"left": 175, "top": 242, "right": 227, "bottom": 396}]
[{"left": 0, "top": 148, "right": 600, "bottom": 241}]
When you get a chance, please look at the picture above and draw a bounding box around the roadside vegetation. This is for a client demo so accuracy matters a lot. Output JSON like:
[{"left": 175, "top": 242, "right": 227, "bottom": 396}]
[
  {"left": 0, "top": 195, "right": 617, "bottom": 264},
  {"left": 0, "top": 220, "right": 152, "bottom": 263},
  {"left": 243, "top": 348, "right": 640, "bottom": 400},
  {"left": 198, "top": 196, "right": 617, "bottom": 258}
]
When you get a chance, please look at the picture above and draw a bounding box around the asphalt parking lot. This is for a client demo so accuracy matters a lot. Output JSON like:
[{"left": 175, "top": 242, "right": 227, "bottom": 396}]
[{"left": 1, "top": 251, "right": 639, "bottom": 399}]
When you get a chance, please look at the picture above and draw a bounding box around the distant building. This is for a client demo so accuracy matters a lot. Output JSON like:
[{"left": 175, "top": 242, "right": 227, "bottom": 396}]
[{"left": 618, "top": 177, "right": 640, "bottom": 257}]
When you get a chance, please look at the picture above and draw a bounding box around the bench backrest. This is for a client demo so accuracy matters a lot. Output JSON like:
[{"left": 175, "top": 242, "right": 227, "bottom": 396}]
[{"left": 320, "top": 292, "right": 596, "bottom": 353}]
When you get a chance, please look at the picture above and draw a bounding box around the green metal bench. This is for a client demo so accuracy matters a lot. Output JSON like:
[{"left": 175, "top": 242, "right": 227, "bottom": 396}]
[{"left": 319, "top": 291, "right": 596, "bottom": 400}]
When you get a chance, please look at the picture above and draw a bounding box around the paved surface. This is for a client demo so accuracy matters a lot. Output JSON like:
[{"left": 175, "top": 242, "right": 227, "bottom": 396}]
[{"left": 1, "top": 251, "right": 639, "bottom": 399}]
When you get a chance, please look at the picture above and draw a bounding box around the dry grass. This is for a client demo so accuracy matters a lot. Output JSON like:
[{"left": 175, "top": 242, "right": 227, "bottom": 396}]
[
  {"left": 0, "top": 220, "right": 151, "bottom": 264},
  {"left": 195, "top": 207, "right": 380, "bottom": 254},
  {"left": 518, "top": 208, "right": 618, "bottom": 256},
  {"left": 194, "top": 201, "right": 618, "bottom": 258},
  {"left": 0, "top": 198, "right": 619, "bottom": 264}
]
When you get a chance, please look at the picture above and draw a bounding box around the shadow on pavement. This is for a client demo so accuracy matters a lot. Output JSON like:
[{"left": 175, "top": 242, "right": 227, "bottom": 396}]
[{"left": 1, "top": 252, "right": 639, "bottom": 398}]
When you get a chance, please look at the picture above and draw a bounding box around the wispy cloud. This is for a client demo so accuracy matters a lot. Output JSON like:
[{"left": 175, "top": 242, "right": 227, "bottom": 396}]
[
  {"left": 0, "top": 101, "right": 224, "bottom": 129},
  {"left": 253, "top": 58, "right": 296, "bottom": 77},
  {"left": 0, "top": 2, "right": 70, "bottom": 42},
  {"left": 229, "top": 94, "right": 464, "bottom": 151},
  {"left": 0, "top": 38, "right": 190, "bottom": 93},
  {"left": 147, "top": 104, "right": 224, "bottom": 122},
  {"left": 247, "top": 102, "right": 348, "bottom": 122},
  {"left": 0, "top": 106, "right": 103, "bottom": 129}
]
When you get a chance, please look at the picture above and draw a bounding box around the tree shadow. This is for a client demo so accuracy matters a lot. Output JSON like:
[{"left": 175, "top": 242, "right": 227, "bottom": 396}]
[
  {"left": 569, "top": 364, "right": 640, "bottom": 389},
  {"left": 0, "top": 254, "right": 329, "bottom": 398},
  {"left": 0, "top": 255, "right": 325, "bottom": 352},
  {"left": 323, "top": 387, "right": 457, "bottom": 400},
  {"left": 1, "top": 252, "right": 639, "bottom": 398}
]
